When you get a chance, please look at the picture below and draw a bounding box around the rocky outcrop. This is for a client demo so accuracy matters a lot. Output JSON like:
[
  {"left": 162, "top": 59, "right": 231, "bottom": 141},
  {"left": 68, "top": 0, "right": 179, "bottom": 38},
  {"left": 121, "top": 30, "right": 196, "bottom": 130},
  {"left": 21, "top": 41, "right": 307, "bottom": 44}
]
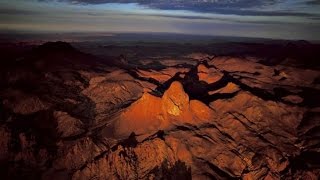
[
  {"left": 54, "top": 111, "right": 85, "bottom": 138},
  {"left": 72, "top": 138, "right": 178, "bottom": 180},
  {"left": 197, "top": 64, "right": 223, "bottom": 84},
  {"left": 209, "top": 82, "right": 240, "bottom": 95},
  {"left": 82, "top": 70, "right": 144, "bottom": 124},
  {"left": 0, "top": 42, "right": 319, "bottom": 179},
  {"left": 114, "top": 81, "right": 213, "bottom": 137}
]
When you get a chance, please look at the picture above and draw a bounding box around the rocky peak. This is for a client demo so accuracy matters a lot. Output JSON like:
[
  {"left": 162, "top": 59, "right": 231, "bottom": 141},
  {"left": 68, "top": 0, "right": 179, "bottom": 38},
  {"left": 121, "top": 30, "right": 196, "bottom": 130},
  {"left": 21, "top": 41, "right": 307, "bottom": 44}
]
[
  {"left": 162, "top": 81, "right": 189, "bottom": 116},
  {"left": 115, "top": 81, "right": 213, "bottom": 137},
  {"left": 197, "top": 64, "right": 209, "bottom": 74},
  {"left": 196, "top": 63, "right": 223, "bottom": 84}
]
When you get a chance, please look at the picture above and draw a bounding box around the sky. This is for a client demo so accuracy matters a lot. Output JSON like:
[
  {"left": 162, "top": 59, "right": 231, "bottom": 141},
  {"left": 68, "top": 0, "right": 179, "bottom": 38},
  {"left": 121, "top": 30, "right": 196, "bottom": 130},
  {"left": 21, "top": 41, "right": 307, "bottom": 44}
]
[{"left": 0, "top": 0, "right": 320, "bottom": 40}]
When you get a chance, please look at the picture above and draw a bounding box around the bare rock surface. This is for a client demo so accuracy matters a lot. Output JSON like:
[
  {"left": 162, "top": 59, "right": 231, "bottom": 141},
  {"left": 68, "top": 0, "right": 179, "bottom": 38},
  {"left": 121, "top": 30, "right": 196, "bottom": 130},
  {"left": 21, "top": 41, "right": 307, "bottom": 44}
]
[
  {"left": 113, "top": 81, "right": 213, "bottom": 138},
  {"left": 0, "top": 42, "right": 319, "bottom": 179},
  {"left": 137, "top": 67, "right": 190, "bottom": 83},
  {"left": 54, "top": 111, "right": 85, "bottom": 138},
  {"left": 197, "top": 64, "right": 223, "bottom": 84},
  {"left": 82, "top": 70, "right": 144, "bottom": 124}
]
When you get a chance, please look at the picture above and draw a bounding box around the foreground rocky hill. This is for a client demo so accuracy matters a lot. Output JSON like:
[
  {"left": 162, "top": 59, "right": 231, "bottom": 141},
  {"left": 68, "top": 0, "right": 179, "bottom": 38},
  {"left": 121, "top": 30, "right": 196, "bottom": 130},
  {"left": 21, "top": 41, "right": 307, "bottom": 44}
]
[{"left": 0, "top": 42, "right": 319, "bottom": 179}]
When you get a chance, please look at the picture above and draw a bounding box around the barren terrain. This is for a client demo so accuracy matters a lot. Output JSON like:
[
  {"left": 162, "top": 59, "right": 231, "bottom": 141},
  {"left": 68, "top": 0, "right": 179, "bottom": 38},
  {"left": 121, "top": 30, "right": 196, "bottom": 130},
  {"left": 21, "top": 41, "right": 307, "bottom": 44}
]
[{"left": 0, "top": 40, "right": 319, "bottom": 179}]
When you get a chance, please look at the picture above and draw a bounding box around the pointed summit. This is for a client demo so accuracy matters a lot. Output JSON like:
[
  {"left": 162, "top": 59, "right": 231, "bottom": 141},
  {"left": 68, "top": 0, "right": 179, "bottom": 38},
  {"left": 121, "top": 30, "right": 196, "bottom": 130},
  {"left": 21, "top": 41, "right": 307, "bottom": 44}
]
[
  {"left": 162, "top": 81, "right": 189, "bottom": 116},
  {"left": 115, "top": 81, "right": 213, "bottom": 137}
]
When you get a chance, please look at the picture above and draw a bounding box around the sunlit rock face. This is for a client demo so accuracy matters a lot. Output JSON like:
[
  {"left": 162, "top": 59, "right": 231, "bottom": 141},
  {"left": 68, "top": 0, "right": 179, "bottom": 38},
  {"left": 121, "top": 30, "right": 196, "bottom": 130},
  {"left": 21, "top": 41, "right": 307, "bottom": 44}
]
[
  {"left": 197, "top": 64, "right": 223, "bottom": 84},
  {"left": 209, "top": 82, "right": 240, "bottom": 95},
  {"left": 116, "top": 92, "right": 163, "bottom": 136},
  {"left": 137, "top": 67, "right": 190, "bottom": 84},
  {"left": 162, "top": 81, "right": 189, "bottom": 116},
  {"left": 116, "top": 81, "right": 213, "bottom": 137}
]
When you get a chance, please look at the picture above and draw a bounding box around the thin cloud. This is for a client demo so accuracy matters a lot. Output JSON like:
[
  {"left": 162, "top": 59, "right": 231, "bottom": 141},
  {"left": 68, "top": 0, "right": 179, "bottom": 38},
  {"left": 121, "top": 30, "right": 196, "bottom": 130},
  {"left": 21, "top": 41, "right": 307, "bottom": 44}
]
[
  {"left": 0, "top": 8, "right": 42, "bottom": 15},
  {"left": 46, "top": 0, "right": 319, "bottom": 17}
]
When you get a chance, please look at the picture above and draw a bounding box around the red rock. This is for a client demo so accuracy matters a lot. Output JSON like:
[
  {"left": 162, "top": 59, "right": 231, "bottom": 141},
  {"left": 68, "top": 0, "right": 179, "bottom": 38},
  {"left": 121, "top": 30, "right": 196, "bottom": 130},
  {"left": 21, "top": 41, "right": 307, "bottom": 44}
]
[
  {"left": 209, "top": 82, "right": 240, "bottom": 95},
  {"left": 282, "top": 95, "right": 304, "bottom": 104},
  {"left": 137, "top": 67, "right": 189, "bottom": 83},
  {"left": 162, "top": 81, "right": 189, "bottom": 116},
  {"left": 197, "top": 64, "right": 223, "bottom": 84},
  {"left": 115, "top": 81, "right": 214, "bottom": 137},
  {"left": 54, "top": 111, "right": 85, "bottom": 138}
]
